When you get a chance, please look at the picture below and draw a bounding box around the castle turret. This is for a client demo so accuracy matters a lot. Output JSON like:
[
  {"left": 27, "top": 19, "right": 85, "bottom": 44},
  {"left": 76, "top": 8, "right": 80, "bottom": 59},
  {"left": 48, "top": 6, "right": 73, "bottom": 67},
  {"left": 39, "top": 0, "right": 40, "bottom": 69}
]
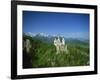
[{"left": 62, "top": 37, "right": 65, "bottom": 45}]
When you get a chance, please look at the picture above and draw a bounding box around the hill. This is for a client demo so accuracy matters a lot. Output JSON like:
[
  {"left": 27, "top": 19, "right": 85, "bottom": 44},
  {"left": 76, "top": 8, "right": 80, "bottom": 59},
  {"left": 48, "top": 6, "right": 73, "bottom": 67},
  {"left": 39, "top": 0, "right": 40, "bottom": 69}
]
[{"left": 23, "top": 33, "right": 90, "bottom": 68}]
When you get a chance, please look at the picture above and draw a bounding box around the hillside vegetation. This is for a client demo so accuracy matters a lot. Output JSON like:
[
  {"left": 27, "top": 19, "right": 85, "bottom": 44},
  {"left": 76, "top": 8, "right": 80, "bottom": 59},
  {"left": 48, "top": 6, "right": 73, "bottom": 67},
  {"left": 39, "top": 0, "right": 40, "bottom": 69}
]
[{"left": 23, "top": 34, "right": 89, "bottom": 68}]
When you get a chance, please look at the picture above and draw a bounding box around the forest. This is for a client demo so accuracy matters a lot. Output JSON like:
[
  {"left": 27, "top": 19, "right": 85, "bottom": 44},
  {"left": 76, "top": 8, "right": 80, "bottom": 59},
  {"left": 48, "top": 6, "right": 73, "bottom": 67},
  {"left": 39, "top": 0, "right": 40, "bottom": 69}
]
[{"left": 23, "top": 34, "right": 89, "bottom": 68}]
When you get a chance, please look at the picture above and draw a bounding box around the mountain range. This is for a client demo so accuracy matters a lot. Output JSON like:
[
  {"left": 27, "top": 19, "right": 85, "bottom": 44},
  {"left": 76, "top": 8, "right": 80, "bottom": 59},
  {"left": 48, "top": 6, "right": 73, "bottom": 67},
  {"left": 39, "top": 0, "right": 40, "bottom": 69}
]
[{"left": 24, "top": 32, "right": 89, "bottom": 45}]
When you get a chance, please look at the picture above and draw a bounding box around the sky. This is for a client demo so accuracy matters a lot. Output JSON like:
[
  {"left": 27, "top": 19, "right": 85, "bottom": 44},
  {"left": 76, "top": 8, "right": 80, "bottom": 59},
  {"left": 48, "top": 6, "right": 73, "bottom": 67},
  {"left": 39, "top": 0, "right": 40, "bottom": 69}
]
[{"left": 23, "top": 11, "right": 89, "bottom": 39}]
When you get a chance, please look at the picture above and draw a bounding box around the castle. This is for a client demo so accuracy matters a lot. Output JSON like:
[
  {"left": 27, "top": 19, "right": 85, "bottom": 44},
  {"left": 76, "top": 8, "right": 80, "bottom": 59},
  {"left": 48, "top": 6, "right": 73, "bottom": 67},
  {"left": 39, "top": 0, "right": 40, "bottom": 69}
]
[{"left": 54, "top": 36, "right": 67, "bottom": 54}]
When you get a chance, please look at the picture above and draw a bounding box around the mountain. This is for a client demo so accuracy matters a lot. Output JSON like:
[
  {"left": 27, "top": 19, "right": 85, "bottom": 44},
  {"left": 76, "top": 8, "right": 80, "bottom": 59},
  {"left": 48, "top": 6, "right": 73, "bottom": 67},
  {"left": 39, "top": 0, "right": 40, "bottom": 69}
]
[{"left": 24, "top": 32, "right": 89, "bottom": 45}]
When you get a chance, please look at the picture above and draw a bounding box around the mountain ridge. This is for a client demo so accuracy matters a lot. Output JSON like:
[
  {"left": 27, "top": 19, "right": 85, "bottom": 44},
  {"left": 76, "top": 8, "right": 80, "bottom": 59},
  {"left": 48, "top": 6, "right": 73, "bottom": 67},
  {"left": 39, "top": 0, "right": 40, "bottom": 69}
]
[{"left": 24, "top": 32, "right": 89, "bottom": 45}]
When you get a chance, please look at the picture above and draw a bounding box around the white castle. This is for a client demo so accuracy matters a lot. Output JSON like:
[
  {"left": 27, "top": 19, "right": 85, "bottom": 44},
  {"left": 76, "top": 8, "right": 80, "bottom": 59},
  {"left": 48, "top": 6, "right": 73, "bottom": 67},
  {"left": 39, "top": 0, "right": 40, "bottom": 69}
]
[{"left": 54, "top": 36, "right": 68, "bottom": 54}]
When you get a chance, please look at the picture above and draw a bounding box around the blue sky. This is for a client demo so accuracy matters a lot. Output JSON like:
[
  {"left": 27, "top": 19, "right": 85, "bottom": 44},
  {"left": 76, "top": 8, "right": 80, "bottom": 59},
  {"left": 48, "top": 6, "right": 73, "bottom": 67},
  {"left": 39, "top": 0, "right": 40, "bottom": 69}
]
[{"left": 23, "top": 11, "right": 89, "bottom": 39}]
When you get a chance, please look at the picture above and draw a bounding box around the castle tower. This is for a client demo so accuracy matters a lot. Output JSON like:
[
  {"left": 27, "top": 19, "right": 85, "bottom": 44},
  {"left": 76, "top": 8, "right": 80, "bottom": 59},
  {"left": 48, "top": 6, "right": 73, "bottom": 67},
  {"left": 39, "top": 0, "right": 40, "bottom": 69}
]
[{"left": 62, "top": 37, "right": 65, "bottom": 45}]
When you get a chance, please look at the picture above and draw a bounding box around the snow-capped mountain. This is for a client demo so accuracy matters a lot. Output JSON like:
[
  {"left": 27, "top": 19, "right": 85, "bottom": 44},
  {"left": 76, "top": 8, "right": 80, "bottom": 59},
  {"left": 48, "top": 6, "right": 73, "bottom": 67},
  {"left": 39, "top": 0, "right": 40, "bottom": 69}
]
[
  {"left": 25, "top": 32, "right": 50, "bottom": 37},
  {"left": 25, "top": 32, "right": 36, "bottom": 37},
  {"left": 24, "top": 32, "right": 89, "bottom": 45}
]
